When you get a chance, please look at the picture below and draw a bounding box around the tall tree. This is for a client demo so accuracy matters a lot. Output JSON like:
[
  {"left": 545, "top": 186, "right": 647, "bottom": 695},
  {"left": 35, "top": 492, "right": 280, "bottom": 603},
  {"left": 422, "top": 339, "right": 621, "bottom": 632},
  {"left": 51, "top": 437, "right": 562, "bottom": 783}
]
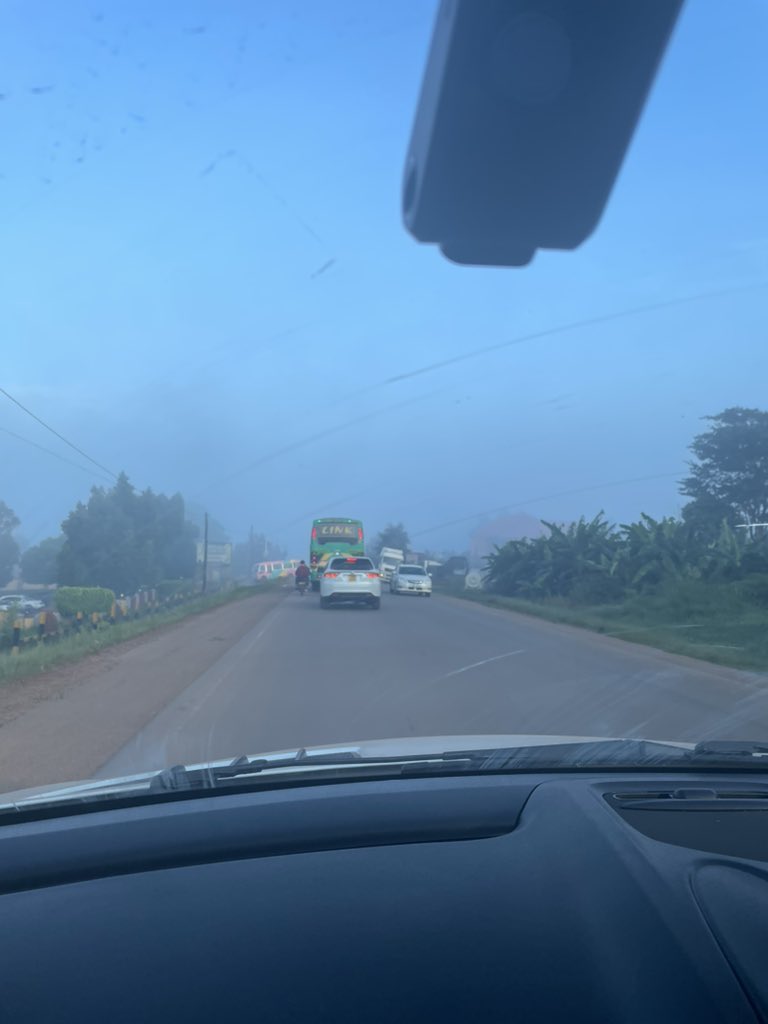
[
  {"left": 0, "top": 500, "right": 20, "bottom": 586},
  {"left": 0, "top": 501, "right": 20, "bottom": 536},
  {"left": 59, "top": 473, "right": 197, "bottom": 593},
  {"left": 372, "top": 523, "right": 410, "bottom": 560},
  {"left": 20, "top": 536, "right": 64, "bottom": 584},
  {"left": 681, "top": 408, "right": 768, "bottom": 536}
]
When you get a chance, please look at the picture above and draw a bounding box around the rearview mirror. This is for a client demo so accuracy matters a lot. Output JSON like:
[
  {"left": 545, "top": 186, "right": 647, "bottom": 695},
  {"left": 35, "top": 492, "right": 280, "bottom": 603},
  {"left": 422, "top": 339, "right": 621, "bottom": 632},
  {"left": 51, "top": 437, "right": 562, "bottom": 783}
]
[{"left": 403, "top": 0, "right": 684, "bottom": 266}]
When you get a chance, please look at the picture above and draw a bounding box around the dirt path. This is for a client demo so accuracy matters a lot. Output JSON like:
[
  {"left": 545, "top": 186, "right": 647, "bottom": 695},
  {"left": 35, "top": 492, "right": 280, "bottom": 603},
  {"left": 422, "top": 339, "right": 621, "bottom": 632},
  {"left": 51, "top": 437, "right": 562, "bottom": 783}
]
[{"left": 0, "top": 592, "right": 283, "bottom": 794}]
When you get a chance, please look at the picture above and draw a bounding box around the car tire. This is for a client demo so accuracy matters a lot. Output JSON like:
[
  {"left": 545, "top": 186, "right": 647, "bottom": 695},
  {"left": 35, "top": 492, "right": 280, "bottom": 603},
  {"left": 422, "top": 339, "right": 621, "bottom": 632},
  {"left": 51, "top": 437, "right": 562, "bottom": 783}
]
[
  {"left": 425, "top": 592, "right": 431, "bottom": 597},
  {"left": 320, "top": 596, "right": 330, "bottom": 609},
  {"left": 370, "top": 597, "right": 381, "bottom": 610}
]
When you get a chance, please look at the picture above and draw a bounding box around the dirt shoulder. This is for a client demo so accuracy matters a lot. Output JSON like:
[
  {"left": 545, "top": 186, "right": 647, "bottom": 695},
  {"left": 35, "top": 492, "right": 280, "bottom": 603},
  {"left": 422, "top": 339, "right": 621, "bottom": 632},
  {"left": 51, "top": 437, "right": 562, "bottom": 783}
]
[{"left": 0, "top": 591, "right": 284, "bottom": 794}]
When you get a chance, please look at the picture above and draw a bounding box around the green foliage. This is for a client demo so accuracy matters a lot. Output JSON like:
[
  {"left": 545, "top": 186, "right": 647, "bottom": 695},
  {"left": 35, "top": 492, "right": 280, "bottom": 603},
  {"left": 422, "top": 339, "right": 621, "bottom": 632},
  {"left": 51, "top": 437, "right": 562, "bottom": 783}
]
[
  {"left": 0, "top": 501, "right": 19, "bottom": 536},
  {"left": 20, "top": 536, "right": 64, "bottom": 584},
  {"left": 0, "top": 533, "right": 19, "bottom": 587},
  {"left": 681, "top": 407, "right": 768, "bottom": 535},
  {"left": 156, "top": 579, "right": 198, "bottom": 601},
  {"left": 485, "top": 510, "right": 764, "bottom": 605},
  {"left": 59, "top": 472, "right": 197, "bottom": 593},
  {"left": 55, "top": 586, "right": 115, "bottom": 617},
  {"left": 485, "top": 513, "right": 619, "bottom": 600},
  {"left": 0, "top": 500, "right": 20, "bottom": 586},
  {"left": 372, "top": 522, "right": 410, "bottom": 560}
]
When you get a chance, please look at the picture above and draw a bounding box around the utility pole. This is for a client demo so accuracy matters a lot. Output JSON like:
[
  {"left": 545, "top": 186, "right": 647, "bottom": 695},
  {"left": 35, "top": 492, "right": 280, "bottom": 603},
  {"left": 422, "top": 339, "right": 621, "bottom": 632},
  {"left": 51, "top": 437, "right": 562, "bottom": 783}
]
[
  {"left": 249, "top": 524, "right": 254, "bottom": 581},
  {"left": 202, "top": 512, "right": 209, "bottom": 594}
]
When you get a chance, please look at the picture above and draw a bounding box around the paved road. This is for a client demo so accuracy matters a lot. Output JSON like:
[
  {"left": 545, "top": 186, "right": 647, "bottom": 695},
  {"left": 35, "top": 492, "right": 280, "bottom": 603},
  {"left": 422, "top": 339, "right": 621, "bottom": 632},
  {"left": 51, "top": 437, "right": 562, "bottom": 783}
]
[{"left": 96, "top": 590, "right": 768, "bottom": 779}]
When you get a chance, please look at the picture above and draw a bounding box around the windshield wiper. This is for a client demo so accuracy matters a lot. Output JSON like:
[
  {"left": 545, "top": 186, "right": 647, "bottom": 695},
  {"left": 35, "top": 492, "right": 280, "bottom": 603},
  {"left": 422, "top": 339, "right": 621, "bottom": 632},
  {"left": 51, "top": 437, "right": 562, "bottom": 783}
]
[
  {"left": 691, "top": 740, "right": 768, "bottom": 761},
  {"left": 149, "top": 748, "right": 480, "bottom": 792},
  {"left": 148, "top": 739, "right": 702, "bottom": 793}
]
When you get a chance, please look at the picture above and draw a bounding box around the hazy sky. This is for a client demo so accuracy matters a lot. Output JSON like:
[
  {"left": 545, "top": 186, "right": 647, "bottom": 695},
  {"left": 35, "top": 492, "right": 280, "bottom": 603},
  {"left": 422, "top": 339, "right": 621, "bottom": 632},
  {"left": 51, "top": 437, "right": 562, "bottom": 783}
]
[{"left": 2, "top": 0, "right": 767, "bottom": 557}]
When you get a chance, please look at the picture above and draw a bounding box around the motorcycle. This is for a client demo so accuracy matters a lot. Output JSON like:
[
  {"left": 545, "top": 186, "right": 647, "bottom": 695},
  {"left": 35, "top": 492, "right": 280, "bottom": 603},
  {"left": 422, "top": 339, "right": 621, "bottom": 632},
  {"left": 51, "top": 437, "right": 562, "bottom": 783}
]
[{"left": 296, "top": 578, "right": 309, "bottom": 596}]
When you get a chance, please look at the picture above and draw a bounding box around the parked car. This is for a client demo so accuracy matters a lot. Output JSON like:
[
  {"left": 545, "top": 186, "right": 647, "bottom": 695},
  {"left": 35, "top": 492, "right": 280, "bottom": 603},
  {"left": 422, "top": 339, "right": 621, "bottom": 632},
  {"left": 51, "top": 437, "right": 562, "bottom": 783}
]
[{"left": 0, "top": 595, "right": 45, "bottom": 613}]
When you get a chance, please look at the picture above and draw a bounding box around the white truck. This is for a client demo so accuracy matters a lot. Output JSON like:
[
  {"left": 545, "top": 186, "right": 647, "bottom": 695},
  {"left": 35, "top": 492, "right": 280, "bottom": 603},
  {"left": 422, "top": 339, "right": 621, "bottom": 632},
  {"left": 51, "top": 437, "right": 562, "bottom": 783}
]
[{"left": 379, "top": 547, "right": 404, "bottom": 582}]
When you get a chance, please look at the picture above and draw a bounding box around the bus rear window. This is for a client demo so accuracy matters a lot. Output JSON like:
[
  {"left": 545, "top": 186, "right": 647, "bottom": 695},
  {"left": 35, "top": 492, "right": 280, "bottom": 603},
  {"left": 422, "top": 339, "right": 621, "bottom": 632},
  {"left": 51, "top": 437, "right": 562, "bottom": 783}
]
[{"left": 316, "top": 525, "right": 359, "bottom": 543}]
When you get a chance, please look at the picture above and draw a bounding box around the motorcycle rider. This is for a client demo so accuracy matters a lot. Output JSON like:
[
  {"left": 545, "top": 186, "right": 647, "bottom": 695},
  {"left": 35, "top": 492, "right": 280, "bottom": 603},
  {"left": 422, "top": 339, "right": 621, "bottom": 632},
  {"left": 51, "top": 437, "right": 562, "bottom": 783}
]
[{"left": 294, "top": 560, "right": 310, "bottom": 590}]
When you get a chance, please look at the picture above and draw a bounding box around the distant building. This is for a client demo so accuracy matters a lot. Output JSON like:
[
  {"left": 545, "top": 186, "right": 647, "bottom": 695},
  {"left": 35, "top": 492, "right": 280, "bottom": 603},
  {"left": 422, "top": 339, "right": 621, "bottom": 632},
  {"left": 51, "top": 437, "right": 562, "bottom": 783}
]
[{"left": 469, "top": 514, "right": 547, "bottom": 565}]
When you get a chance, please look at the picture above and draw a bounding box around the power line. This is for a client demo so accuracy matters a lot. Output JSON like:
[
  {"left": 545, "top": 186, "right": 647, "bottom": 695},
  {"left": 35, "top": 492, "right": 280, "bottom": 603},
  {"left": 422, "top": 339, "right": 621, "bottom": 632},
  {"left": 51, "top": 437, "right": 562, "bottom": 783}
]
[
  {"left": 0, "top": 423, "right": 114, "bottom": 483},
  {"left": 0, "top": 385, "right": 117, "bottom": 479},
  {"left": 346, "top": 280, "right": 768, "bottom": 399},
  {"left": 194, "top": 385, "right": 452, "bottom": 498},
  {"left": 410, "top": 472, "right": 683, "bottom": 538}
]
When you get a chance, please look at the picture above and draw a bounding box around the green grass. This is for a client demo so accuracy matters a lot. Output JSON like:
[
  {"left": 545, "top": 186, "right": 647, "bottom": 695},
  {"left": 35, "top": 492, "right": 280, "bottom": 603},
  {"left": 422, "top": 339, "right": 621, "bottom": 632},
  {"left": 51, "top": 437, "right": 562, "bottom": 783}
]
[
  {"left": 0, "top": 585, "right": 275, "bottom": 684},
  {"left": 455, "top": 581, "right": 768, "bottom": 672}
]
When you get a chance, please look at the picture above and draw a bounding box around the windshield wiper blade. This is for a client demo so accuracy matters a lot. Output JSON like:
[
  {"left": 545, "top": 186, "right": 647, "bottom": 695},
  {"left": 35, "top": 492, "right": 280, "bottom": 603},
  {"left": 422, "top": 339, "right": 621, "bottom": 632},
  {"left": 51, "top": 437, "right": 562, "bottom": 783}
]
[
  {"left": 149, "top": 748, "right": 479, "bottom": 792},
  {"left": 148, "top": 739, "right": 700, "bottom": 793},
  {"left": 691, "top": 740, "right": 768, "bottom": 761}
]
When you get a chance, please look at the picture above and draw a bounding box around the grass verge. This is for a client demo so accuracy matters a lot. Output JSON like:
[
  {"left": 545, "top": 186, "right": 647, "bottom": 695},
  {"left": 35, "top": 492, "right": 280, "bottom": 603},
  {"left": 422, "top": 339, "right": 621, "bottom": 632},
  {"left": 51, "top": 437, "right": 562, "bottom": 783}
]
[
  {"left": 0, "top": 585, "right": 276, "bottom": 684},
  {"left": 453, "top": 582, "right": 768, "bottom": 672}
]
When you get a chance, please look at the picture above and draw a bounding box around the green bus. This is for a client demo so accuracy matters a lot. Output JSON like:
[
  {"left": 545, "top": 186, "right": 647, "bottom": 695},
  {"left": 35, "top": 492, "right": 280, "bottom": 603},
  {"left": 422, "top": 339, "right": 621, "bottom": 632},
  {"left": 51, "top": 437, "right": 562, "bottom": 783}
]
[{"left": 310, "top": 518, "right": 364, "bottom": 590}]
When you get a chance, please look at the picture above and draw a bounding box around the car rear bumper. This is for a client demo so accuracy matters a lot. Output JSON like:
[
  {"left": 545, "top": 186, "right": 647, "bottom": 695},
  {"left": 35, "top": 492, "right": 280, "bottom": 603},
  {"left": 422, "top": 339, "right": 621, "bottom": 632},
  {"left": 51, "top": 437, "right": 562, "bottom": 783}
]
[{"left": 323, "top": 590, "right": 379, "bottom": 603}]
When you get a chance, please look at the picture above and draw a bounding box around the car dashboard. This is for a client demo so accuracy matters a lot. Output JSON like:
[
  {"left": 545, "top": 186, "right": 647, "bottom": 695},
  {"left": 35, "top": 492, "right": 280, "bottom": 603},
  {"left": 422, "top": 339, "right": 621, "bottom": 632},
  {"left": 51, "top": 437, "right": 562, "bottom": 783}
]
[{"left": 1, "top": 768, "right": 767, "bottom": 1022}]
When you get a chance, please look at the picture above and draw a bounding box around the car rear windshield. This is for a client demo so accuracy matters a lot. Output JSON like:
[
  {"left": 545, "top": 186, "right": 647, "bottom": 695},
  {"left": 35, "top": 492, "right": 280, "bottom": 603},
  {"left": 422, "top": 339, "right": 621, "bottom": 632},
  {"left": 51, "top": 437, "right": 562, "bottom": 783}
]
[
  {"left": 328, "top": 558, "right": 375, "bottom": 571},
  {"left": 399, "top": 566, "right": 426, "bottom": 575}
]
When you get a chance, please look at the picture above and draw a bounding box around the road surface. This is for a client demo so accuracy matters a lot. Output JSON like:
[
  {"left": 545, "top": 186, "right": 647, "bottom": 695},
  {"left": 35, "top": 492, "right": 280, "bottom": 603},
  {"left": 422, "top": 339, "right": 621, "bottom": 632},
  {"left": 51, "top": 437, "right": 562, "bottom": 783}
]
[{"left": 1, "top": 590, "right": 767, "bottom": 792}]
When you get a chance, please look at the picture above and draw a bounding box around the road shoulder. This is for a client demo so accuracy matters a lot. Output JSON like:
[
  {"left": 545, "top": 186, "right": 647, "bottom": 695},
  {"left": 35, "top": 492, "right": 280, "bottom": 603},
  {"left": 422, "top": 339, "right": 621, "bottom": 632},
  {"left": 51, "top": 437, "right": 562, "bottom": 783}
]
[{"left": 0, "top": 591, "right": 283, "bottom": 793}]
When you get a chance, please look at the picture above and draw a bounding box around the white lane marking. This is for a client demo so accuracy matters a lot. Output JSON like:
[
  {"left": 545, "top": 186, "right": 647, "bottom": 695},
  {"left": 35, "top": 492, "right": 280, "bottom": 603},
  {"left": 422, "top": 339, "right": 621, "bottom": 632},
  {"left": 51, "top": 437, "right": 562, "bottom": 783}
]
[{"left": 441, "top": 649, "right": 525, "bottom": 680}]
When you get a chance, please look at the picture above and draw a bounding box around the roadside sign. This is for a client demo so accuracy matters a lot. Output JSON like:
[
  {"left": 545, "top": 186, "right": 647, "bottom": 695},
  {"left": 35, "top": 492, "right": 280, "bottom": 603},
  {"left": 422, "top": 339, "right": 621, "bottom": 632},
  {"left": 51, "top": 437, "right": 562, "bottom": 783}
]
[{"left": 196, "top": 542, "right": 232, "bottom": 565}]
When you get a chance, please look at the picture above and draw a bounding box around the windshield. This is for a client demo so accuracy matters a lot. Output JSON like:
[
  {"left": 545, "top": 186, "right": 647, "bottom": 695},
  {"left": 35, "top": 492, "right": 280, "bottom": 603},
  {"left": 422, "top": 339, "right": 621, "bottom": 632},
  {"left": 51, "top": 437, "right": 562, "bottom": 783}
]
[
  {"left": 1, "top": 1, "right": 767, "bottom": 800},
  {"left": 328, "top": 558, "right": 375, "bottom": 572}
]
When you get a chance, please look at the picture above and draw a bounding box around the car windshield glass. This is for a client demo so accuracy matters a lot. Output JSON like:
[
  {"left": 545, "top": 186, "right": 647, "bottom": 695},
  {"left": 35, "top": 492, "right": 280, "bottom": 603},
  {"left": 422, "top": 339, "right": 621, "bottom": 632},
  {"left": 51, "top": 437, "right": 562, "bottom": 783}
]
[
  {"left": 329, "top": 559, "right": 374, "bottom": 571},
  {"left": 1, "top": 2, "right": 767, "bottom": 801}
]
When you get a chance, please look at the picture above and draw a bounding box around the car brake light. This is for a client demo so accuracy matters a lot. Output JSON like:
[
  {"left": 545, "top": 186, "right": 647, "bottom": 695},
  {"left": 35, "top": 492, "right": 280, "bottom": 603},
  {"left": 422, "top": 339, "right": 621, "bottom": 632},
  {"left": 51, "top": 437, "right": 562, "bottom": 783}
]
[
  {"left": 366, "top": 572, "right": 379, "bottom": 578},
  {"left": 311, "top": 528, "right": 317, "bottom": 540},
  {"left": 358, "top": 528, "right": 363, "bottom": 542},
  {"left": 324, "top": 572, "right": 338, "bottom": 579}
]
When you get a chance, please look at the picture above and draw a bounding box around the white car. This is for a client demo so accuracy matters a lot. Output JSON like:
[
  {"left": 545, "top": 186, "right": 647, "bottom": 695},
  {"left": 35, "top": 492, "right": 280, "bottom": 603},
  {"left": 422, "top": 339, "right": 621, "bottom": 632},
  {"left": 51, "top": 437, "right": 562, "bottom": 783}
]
[
  {"left": 0, "top": 595, "right": 44, "bottom": 613},
  {"left": 390, "top": 564, "right": 432, "bottom": 597},
  {"left": 319, "top": 556, "right": 381, "bottom": 609}
]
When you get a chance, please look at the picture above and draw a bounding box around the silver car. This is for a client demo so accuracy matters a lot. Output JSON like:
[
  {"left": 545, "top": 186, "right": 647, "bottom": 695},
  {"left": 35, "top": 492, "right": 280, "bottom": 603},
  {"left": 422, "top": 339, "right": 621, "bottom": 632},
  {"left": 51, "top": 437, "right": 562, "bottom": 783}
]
[{"left": 390, "top": 564, "right": 432, "bottom": 597}]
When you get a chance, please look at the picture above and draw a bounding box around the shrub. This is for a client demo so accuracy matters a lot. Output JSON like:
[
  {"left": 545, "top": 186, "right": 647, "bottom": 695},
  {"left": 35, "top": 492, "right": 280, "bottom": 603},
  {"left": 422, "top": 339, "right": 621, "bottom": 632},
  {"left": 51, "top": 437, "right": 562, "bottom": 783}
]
[
  {"left": 739, "top": 574, "right": 768, "bottom": 608},
  {"left": 55, "top": 587, "right": 115, "bottom": 617},
  {"left": 156, "top": 579, "right": 197, "bottom": 602}
]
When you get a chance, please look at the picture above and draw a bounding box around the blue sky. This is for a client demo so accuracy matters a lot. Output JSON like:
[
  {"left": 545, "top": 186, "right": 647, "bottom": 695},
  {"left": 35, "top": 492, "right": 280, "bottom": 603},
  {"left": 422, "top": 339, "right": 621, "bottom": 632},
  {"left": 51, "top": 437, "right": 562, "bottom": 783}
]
[{"left": 2, "top": 0, "right": 767, "bottom": 556}]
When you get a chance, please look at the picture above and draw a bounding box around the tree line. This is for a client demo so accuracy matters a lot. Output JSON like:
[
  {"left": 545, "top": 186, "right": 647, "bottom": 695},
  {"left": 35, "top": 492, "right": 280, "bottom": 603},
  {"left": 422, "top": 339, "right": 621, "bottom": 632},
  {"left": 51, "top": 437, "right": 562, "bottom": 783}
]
[
  {"left": 485, "top": 408, "right": 768, "bottom": 603},
  {"left": 1, "top": 472, "right": 287, "bottom": 594},
  {"left": 1, "top": 473, "right": 200, "bottom": 594}
]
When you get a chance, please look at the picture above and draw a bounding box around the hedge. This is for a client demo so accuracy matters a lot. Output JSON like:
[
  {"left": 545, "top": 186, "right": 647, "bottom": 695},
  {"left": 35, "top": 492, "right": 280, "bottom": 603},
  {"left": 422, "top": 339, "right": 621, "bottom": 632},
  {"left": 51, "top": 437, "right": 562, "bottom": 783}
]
[{"left": 55, "top": 587, "right": 116, "bottom": 617}]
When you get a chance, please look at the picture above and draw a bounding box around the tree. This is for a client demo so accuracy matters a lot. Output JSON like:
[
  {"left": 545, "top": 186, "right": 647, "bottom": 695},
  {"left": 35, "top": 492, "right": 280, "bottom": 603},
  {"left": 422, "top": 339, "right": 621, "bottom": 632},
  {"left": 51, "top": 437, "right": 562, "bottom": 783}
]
[
  {"left": 613, "top": 515, "right": 699, "bottom": 591},
  {"left": 484, "top": 514, "right": 620, "bottom": 601},
  {"left": 681, "top": 408, "right": 768, "bottom": 537},
  {"left": 0, "top": 500, "right": 19, "bottom": 536},
  {"left": 20, "top": 536, "right": 64, "bottom": 584},
  {"left": 372, "top": 523, "right": 410, "bottom": 560},
  {"left": 59, "top": 472, "right": 198, "bottom": 593},
  {"left": 0, "top": 500, "right": 20, "bottom": 586}
]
